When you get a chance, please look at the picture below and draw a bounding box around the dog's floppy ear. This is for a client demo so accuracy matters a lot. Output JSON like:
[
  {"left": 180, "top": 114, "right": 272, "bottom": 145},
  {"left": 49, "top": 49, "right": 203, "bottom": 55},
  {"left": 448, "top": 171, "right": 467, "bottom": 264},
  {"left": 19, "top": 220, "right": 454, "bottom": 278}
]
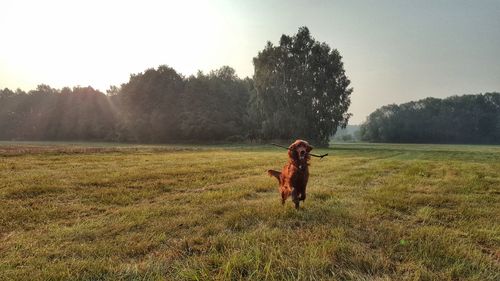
[
  {"left": 306, "top": 143, "right": 313, "bottom": 152},
  {"left": 288, "top": 140, "right": 299, "bottom": 159}
]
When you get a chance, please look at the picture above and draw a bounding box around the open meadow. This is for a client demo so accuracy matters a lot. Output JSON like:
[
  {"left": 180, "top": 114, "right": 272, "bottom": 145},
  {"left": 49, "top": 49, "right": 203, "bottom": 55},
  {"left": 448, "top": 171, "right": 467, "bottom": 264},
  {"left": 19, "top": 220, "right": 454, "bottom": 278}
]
[{"left": 0, "top": 142, "right": 499, "bottom": 280}]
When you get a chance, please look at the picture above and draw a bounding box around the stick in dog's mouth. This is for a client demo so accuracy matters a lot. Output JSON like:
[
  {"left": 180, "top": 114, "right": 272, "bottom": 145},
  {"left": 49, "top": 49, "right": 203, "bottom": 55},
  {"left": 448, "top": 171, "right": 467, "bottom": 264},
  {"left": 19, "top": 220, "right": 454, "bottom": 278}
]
[{"left": 270, "top": 143, "right": 328, "bottom": 159}]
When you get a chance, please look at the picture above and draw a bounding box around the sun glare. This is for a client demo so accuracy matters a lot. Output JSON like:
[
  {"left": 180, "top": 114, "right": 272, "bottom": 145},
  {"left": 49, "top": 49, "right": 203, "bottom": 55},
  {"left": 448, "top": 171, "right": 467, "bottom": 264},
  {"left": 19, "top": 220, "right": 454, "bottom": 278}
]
[{"left": 0, "top": 0, "right": 232, "bottom": 91}]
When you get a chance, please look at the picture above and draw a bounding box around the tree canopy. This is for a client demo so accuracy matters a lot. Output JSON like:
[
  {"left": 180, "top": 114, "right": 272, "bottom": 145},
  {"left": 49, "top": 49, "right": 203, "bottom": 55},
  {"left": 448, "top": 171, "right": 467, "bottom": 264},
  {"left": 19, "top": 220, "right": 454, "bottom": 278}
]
[{"left": 252, "top": 26, "right": 353, "bottom": 146}]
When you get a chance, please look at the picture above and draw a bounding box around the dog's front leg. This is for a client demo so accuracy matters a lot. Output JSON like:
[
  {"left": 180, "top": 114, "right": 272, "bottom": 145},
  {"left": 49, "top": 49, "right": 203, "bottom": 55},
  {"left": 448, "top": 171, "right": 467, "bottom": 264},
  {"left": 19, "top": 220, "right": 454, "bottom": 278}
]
[{"left": 291, "top": 188, "right": 300, "bottom": 209}]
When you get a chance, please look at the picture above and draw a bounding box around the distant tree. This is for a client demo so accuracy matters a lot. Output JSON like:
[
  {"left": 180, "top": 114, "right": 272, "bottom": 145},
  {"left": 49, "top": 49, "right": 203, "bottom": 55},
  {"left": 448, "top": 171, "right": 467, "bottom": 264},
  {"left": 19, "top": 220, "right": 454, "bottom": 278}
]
[
  {"left": 180, "top": 66, "right": 250, "bottom": 141},
  {"left": 360, "top": 93, "right": 500, "bottom": 144},
  {"left": 11, "top": 84, "right": 59, "bottom": 140},
  {"left": 0, "top": 88, "right": 15, "bottom": 99},
  {"left": 252, "top": 26, "right": 353, "bottom": 146},
  {"left": 331, "top": 124, "right": 361, "bottom": 142},
  {"left": 106, "top": 85, "right": 120, "bottom": 96},
  {"left": 341, "top": 134, "right": 353, "bottom": 142},
  {"left": 0, "top": 88, "right": 28, "bottom": 139},
  {"left": 118, "top": 65, "right": 184, "bottom": 142}
]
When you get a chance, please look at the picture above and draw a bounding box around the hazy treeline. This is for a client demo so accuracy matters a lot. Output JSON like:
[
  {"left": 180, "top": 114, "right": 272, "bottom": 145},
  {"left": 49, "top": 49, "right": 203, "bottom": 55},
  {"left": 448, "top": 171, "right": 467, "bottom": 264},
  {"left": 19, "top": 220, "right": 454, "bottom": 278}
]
[
  {"left": 0, "top": 27, "right": 352, "bottom": 146},
  {"left": 0, "top": 85, "right": 117, "bottom": 141},
  {"left": 360, "top": 93, "right": 500, "bottom": 144},
  {"left": 115, "top": 66, "right": 252, "bottom": 142},
  {"left": 0, "top": 67, "right": 251, "bottom": 143}
]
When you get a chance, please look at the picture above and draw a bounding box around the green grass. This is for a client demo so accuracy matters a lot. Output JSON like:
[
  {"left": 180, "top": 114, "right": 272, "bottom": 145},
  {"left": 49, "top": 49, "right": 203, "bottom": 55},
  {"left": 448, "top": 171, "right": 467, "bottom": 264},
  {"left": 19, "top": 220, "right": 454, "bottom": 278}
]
[{"left": 1, "top": 142, "right": 499, "bottom": 280}]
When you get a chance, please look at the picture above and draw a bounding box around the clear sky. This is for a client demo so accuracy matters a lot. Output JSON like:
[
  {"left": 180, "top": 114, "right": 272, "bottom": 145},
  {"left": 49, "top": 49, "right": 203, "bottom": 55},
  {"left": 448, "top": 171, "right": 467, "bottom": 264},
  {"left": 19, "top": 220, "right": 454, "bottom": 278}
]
[{"left": 1, "top": 0, "right": 499, "bottom": 123}]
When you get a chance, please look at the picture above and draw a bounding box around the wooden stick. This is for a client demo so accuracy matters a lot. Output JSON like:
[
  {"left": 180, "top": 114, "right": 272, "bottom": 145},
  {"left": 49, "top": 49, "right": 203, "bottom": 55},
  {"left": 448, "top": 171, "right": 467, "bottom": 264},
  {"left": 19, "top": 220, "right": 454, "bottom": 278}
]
[{"left": 270, "top": 143, "right": 328, "bottom": 159}]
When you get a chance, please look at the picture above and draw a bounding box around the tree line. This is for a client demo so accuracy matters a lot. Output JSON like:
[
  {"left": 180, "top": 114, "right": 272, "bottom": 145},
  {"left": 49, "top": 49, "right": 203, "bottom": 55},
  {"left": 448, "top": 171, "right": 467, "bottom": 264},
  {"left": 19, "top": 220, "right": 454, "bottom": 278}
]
[
  {"left": 0, "top": 68, "right": 251, "bottom": 143},
  {"left": 0, "top": 85, "right": 117, "bottom": 141},
  {"left": 0, "top": 27, "right": 353, "bottom": 146},
  {"left": 360, "top": 93, "right": 500, "bottom": 144}
]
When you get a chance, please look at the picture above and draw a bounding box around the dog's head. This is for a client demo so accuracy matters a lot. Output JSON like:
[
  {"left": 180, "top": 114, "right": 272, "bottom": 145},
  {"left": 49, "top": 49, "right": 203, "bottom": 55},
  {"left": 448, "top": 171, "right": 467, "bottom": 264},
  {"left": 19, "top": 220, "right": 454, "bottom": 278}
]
[{"left": 288, "top": 139, "right": 313, "bottom": 162}]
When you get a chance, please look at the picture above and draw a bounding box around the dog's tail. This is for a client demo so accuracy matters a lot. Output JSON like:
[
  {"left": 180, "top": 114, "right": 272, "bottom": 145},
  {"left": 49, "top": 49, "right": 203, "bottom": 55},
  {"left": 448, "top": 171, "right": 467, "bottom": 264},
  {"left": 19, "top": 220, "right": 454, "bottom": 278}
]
[{"left": 267, "top": 169, "right": 281, "bottom": 183}]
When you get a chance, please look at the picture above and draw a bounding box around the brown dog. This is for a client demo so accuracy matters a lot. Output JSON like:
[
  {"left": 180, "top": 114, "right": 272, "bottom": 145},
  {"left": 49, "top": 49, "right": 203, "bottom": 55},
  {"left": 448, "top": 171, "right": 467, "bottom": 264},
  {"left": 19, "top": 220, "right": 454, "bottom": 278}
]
[{"left": 268, "top": 140, "right": 313, "bottom": 209}]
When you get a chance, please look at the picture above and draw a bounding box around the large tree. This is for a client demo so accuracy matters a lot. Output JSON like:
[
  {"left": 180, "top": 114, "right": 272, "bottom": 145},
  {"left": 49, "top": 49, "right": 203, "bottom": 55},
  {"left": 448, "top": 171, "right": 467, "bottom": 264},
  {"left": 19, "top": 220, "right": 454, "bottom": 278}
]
[{"left": 252, "top": 26, "right": 353, "bottom": 146}]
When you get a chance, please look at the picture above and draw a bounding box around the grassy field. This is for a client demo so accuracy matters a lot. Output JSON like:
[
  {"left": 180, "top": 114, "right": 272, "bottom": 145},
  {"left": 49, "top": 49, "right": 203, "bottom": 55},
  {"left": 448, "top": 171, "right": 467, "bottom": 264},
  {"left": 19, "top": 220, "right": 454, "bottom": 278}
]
[{"left": 0, "top": 142, "right": 499, "bottom": 280}]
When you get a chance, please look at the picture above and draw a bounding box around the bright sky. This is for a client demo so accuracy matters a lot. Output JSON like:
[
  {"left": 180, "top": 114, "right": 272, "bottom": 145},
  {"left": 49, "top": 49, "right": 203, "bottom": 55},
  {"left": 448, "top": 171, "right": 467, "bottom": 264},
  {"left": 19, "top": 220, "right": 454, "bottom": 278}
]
[{"left": 1, "top": 0, "right": 499, "bottom": 123}]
